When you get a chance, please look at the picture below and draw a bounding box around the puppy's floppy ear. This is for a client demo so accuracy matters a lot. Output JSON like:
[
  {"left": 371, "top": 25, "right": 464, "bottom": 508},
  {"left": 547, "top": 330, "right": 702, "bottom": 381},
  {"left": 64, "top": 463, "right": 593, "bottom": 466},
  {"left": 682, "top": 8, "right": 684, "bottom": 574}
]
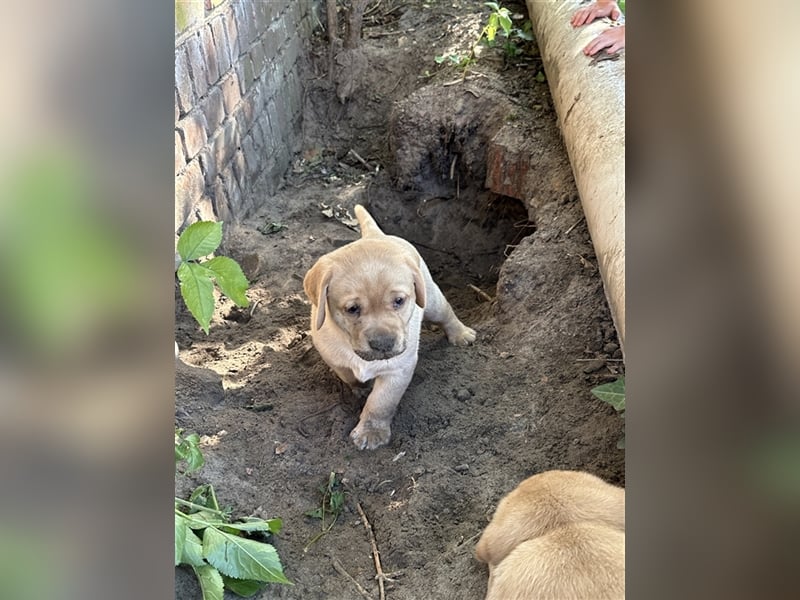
[
  {"left": 406, "top": 257, "right": 426, "bottom": 309},
  {"left": 303, "top": 259, "right": 333, "bottom": 329}
]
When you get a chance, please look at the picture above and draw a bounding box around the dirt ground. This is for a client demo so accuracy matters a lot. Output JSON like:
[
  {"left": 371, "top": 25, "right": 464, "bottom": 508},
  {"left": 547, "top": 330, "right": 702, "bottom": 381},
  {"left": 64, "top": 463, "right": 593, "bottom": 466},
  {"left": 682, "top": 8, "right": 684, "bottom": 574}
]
[{"left": 175, "top": 1, "right": 624, "bottom": 598}]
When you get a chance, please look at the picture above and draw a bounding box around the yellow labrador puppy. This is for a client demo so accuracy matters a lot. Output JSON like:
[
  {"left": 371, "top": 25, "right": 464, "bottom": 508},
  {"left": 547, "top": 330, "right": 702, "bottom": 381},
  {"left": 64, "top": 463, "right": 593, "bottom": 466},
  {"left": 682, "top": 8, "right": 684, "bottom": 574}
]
[
  {"left": 303, "top": 204, "right": 476, "bottom": 450},
  {"left": 475, "top": 470, "right": 625, "bottom": 600}
]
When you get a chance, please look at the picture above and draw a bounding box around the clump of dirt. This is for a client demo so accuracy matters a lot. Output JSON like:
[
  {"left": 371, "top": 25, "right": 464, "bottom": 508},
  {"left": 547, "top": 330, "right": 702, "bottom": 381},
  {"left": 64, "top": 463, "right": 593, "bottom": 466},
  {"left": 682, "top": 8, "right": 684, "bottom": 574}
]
[{"left": 175, "top": 1, "right": 624, "bottom": 599}]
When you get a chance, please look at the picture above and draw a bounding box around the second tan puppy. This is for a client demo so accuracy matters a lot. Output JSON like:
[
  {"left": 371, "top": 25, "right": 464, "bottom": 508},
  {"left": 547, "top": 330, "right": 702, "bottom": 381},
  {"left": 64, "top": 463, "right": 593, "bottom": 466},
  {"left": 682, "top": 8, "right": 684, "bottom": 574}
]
[
  {"left": 475, "top": 470, "right": 625, "bottom": 600},
  {"left": 303, "top": 204, "right": 476, "bottom": 450}
]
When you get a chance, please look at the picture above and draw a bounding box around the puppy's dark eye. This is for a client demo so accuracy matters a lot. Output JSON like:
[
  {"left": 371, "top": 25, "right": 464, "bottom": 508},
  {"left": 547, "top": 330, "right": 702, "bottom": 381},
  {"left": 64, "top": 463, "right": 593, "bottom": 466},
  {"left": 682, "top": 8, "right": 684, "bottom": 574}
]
[
  {"left": 345, "top": 304, "right": 360, "bottom": 316},
  {"left": 393, "top": 297, "right": 405, "bottom": 309}
]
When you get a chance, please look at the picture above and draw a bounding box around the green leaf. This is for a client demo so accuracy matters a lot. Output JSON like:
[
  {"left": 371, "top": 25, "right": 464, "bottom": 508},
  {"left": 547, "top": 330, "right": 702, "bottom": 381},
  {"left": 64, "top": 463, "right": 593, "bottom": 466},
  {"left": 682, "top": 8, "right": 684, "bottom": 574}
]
[
  {"left": 222, "top": 575, "right": 268, "bottom": 597},
  {"left": 498, "top": 12, "right": 513, "bottom": 36},
  {"left": 434, "top": 55, "right": 446, "bottom": 64},
  {"left": 190, "top": 484, "right": 221, "bottom": 512},
  {"left": 591, "top": 377, "right": 625, "bottom": 412},
  {"left": 183, "top": 512, "right": 227, "bottom": 531},
  {"left": 535, "top": 70, "right": 546, "bottom": 83},
  {"left": 484, "top": 1, "right": 501, "bottom": 10},
  {"left": 305, "top": 508, "right": 323, "bottom": 519},
  {"left": 203, "top": 527, "right": 290, "bottom": 584},
  {"left": 178, "top": 261, "right": 216, "bottom": 334},
  {"left": 182, "top": 527, "right": 206, "bottom": 567},
  {"left": 223, "top": 518, "right": 282, "bottom": 534},
  {"left": 515, "top": 28, "right": 534, "bottom": 41},
  {"left": 185, "top": 446, "right": 205, "bottom": 472},
  {"left": 178, "top": 221, "right": 223, "bottom": 261},
  {"left": 485, "top": 15, "right": 498, "bottom": 42},
  {"left": 204, "top": 256, "right": 250, "bottom": 308},
  {"left": 176, "top": 433, "right": 205, "bottom": 472},
  {"left": 192, "top": 564, "right": 224, "bottom": 600},
  {"left": 175, "top": 515, "right": 188, "bottom": 566}
]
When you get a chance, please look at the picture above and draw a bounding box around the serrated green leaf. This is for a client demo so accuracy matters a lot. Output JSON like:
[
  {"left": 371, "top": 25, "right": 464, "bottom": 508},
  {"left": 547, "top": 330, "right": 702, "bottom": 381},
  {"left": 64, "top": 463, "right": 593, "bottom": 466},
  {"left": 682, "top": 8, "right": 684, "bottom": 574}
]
[
  {"left": 223, "top": 518, "right": 282, "bottom": 534},
  {"left": 181, "top": 527, "right": 206, "bottom": 567},
  {"left": 176, "top": 515, "right": 188, "bottom": 566},
  {"left": 305, "top": 508, "right": 323, "bottom": 519},
  {"left": 203, "top": 527, "right": 290, "bottom": 584},
  {"left": 178, "top": 261, "right": 216, "bottom": 334},
  {"left": 178, "top": 221, "right": 223, "bottom": 261},
  {"left": 484, "top": 1, "right": 500, "bottom": 10},
  {"left": 185, "top": 445, "right": 205, "bottom": 472},
  {"left": 591, "top": 377, "right": 625, "bottom": 412},
  {"left": 175, "top": 443, "right": 189, "bottom": 462},
  {"left": 190, "top": 484, "right": 221, "bottom": 512},
  {"left": 176, "top": 433, "right": 205, "bottom": 471},
  {"left": 205, "top": 256, "right": 250, "bottom": 308},
  {"left": 222, "top": 575, "right": 268, "bottom": 597},
  {"left": 183, "top": 511, "right": 224, "bottom": 529},
  {"left": 535, "top": 70, "right": 546, "bottom": 83},
  {"left": 192, "top": 564, "right": 224, "bottom": 600}
]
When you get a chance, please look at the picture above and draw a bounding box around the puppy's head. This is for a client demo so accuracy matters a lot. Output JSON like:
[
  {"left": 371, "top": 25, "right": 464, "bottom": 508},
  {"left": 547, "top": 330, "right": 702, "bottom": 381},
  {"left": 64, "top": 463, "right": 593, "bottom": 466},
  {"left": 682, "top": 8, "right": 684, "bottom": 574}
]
[{"left": 304, "top": 240, "right": 425, "bottom": 360}]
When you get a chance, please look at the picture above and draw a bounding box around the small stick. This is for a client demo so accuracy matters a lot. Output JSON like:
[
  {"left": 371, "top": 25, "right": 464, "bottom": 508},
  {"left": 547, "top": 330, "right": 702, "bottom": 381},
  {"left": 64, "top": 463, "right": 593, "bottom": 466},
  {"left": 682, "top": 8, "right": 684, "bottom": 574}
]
[
  {"left": 443, "top": 75, "right": 474, "bottom": 87},
  {"left": 468, "top": 283, "right": 494, "bottom": 303},
  {"left": 349, "top": 148, "right": 373, "bottom": 170},
  {"left": 576, "top": 358, "right": 624, "bottom": 362},
  {"left": 356, "top": 502, "right": 392, "bottom": 600},
  {"left": 249, "top": 299, "right": 261, "bottom": 317},
  {"left": 332, "top": 557, "right": 374, "bottom": 600},
  {"left": 564, "top": 216, "right": 583, "bottom": 235}
]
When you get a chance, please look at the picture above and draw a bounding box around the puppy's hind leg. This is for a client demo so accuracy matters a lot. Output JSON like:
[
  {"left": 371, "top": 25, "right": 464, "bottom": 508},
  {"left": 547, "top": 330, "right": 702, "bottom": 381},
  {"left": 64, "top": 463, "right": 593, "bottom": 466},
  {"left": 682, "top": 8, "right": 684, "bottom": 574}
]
[{"left": 420, "top": 262, "right": 476, "bottom": 346}]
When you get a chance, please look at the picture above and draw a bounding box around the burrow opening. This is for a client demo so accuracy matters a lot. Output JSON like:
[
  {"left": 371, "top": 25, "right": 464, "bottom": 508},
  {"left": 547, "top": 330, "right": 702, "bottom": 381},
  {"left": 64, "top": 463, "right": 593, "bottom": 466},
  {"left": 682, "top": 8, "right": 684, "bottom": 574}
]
[{"left": 364, "top": 189, "right": 534, "bottom": 313}]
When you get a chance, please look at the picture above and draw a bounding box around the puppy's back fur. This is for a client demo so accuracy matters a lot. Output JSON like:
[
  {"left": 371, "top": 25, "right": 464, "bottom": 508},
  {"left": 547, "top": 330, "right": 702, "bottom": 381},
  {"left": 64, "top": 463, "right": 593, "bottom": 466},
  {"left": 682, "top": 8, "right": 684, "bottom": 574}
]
[
  {"left": 476, "top": 470, "right": 625, "bottom": 600},
  {"left": 486, "top": 522, "right": 624, "bottom": 600},
  {"left": 475, "top": 470, "right": 624, "bottom": 567}
]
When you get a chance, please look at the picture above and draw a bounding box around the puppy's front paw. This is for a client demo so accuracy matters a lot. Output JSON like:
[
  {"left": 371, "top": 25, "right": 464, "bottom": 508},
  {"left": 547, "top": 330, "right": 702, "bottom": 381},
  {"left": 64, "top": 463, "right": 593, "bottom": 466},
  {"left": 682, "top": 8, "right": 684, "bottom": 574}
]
[
  {"left": 448, "top": 324, "right": 477, "bottom": 346},
  {"left": 350, "top": 421, "right": 391, "bottom": 450}
]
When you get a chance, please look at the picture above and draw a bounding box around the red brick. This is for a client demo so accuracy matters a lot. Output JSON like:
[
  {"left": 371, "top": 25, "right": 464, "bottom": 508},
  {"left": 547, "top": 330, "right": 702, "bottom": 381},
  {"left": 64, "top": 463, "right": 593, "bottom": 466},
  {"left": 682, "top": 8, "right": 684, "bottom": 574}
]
[
  {"left": 175, "top": 131, "right": 185, "bottom": 175},
  {"left": 177, "top": 110, "right": 209, "bottom": 160},
  {"left": 211, "top": 17, "right": 232, "bottom": 75},
  {"left": 485, "top": 124, "right": 532, "bottom": 202},
  {"left": 175, "top": 159, "right": 205, "bottom": 229},
  {"left": 220, "top": 71, "right": 242, "bottom": 115},
  {"left": 200, "top": 25, "right": 220, "bottom": 85}
]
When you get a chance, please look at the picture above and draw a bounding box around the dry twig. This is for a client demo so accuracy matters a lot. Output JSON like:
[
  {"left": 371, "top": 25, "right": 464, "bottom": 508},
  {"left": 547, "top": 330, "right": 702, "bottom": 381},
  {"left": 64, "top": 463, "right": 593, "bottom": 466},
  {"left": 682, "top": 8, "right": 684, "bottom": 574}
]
[
  {"left": 468, "top": 283, "right": 494, "bottom": 303},
  {"left": 332, "top": 557, "right": 374, "bottom": 600},
  {"left": 356, "top": 502, "right": 397, "bottom": 600},
  {"left": 348, "top": 148, "right": 373, "bottom": 170}
]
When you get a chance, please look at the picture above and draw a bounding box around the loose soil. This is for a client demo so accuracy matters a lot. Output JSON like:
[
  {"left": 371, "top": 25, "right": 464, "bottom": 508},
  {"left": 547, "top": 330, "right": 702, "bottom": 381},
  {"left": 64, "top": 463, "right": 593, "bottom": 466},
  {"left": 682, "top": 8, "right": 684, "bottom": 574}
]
[{"left": 175, "top": 1, "right": 624, "bottom": 598}]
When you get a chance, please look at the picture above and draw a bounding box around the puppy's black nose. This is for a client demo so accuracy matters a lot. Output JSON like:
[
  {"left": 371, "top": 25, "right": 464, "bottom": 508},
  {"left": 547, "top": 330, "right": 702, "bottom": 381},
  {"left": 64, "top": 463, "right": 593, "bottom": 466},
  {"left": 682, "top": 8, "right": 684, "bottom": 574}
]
[{"left": 368, "top": 335, "right": 396, "bottom": 353}]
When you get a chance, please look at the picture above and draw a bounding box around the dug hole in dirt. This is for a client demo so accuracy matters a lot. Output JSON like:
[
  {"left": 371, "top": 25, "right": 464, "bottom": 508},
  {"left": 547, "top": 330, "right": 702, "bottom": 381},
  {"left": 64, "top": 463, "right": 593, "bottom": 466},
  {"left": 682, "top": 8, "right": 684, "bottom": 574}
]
[{"left": 176, "top": 2, "right": 624, "bottom": 598}]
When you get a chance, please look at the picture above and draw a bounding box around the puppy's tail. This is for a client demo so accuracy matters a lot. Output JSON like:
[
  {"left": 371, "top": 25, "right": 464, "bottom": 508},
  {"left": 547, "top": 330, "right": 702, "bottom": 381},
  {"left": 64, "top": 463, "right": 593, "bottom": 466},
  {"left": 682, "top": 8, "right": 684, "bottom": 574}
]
[{"left": 354, "top": 204, "right": 385, "bottom": 238}]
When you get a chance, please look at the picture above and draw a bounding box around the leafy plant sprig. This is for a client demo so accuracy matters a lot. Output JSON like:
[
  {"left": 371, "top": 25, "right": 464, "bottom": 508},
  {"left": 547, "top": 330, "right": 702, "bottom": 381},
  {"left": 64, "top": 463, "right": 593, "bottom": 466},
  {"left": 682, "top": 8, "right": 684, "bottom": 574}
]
[
  {"left": 303, "top": 471, "right": 346, "bottom": 552},
  {"left": 175, "top": 430, "right": 290, "bottom": 598},
  {"left": 435, "top": 3, "right": 534, "bottom": 70},
  {"left": 176, "top": 221, "right": 249, "bottom": 334},
  {"left": 591, "top": 377, "right": 625, "bottom": 449}
]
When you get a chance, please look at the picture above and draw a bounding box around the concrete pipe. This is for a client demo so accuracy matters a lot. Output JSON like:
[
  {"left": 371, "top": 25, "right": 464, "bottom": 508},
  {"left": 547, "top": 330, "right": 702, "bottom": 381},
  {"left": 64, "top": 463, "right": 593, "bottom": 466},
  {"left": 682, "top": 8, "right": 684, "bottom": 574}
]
[{"left": 525, "top": 0, "right": 625, "bottom": 353}]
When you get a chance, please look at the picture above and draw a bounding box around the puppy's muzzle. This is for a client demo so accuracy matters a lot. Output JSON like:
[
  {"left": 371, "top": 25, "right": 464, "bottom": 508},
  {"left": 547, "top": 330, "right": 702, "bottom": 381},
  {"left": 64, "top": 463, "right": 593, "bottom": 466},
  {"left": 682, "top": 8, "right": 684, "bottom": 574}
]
[{"left": 356, "top": 332, "right": 404, "bottom": 361}]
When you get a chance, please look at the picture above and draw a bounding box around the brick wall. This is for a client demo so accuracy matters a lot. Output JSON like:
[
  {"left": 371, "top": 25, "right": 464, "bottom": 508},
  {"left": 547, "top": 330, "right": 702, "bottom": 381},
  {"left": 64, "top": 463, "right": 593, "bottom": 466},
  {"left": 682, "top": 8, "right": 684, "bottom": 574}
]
[{"left": 175, "top": 0, "right": 315, "bottom": 231}]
